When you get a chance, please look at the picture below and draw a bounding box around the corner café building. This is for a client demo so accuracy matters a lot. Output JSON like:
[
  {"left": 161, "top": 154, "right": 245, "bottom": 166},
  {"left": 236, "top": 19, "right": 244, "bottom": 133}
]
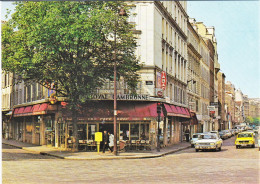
[{"left": 9, "top": 94, "right": 195, "bottom": 150}]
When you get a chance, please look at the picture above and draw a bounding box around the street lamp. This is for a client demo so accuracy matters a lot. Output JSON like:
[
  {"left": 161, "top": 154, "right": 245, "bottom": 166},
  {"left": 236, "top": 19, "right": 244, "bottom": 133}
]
[
  {"left": 157, "top": 102, "right": 162, "bottom": 152},
  {"left": 113, "top": 8, "right": 127, "bottom": 156}
]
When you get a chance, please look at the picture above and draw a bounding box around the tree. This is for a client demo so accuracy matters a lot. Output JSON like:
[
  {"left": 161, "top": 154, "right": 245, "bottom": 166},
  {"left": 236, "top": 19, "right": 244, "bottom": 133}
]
[{"left": 2, "top": 1, "right": 141, "bottom": 151}]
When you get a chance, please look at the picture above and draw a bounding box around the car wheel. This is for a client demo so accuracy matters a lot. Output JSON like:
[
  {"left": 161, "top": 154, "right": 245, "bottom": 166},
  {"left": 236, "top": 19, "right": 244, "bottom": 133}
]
[
  {"left": 236, "top": 145, "right": 239, "bottom": 149},
  {"left": 195, "top": 149, "right": 199, "bottom": 152},
  {"left": 252, "top": 144, "right": 255, "bottom": 148},
  {"left": 219, "top": 146, "right": 221, "bottom": 151}
]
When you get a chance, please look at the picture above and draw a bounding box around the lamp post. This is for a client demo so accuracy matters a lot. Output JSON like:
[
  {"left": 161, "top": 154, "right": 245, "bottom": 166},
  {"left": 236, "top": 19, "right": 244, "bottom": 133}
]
[
  {"left": 157, "top": 102, "right": 162, "bottom": 152},
  {"left": 113, "top": 8, "right": 127, "bottom": 156}
]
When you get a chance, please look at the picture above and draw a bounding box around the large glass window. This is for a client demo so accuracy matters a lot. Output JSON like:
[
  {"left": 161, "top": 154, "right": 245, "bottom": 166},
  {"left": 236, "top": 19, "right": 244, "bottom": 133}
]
[
  {"left": 87, "top": 124, "right": 97, "bottom": 140},
  {"left": 77, "top": 124, "right": 87, "bottom": 140},
  {"left": 140, "top": 124, "right": 149, "bottom": 140},
  {"left": 130, "top": 124, "right": 139, "bottom": 140},
  {"left": 120, "top": 124, "right": 129, "bottom": 140}
]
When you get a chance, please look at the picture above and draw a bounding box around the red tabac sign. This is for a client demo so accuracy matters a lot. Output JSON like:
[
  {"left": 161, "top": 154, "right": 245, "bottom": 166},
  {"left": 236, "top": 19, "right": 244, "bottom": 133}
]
[{"left": 161, "top": 71, "right": 167, "bottom": 90}]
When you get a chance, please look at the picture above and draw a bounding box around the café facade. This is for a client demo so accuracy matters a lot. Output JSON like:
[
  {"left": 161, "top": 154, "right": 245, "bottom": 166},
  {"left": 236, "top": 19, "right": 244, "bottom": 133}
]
[{"left": 8, "top": 94, "right": 195, "bottom": 151}]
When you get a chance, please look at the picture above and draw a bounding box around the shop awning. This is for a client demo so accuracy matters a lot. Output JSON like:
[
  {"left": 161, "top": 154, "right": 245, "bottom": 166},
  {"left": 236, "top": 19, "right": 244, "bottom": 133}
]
[
  {"left": 190, "top": 111, "right": 198, "bottom": 125},
  {"left": 63, "top": 102, "right": 164, "bottom": 121},
  {"left": 120, "top": 102, "right": 164, "bottom": 119},
  {"left": 13, "top": 103, "right": 50, "bottom": 117},
  {"left": 23, "top": 106, "right": 33, "bottom": 114},
  {"left": 164, "top": 104, "right": 191, "bottom": 118}
]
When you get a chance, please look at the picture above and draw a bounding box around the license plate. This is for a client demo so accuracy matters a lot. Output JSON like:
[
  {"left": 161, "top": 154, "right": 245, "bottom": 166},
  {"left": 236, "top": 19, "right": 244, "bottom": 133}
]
[{"left": 241, "top": 144, "right": 247, "bottom": 146}]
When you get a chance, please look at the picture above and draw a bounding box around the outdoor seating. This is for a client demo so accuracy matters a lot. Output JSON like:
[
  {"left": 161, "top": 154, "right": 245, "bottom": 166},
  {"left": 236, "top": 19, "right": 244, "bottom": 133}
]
[
  {"left": 67, "top": 139, "right": 73, "bottom": 148},
  {"left": 145, "top": 140, "right": 151, "bottom": 150},
  {"left": 130, "top": 140, "right": 136, "bottom": 150},
  {"left": 136, "top": 140, "right": 141, "bottom": 150},
  {"left": 140, "top": 140, "right": 146, "bottom": 150}
]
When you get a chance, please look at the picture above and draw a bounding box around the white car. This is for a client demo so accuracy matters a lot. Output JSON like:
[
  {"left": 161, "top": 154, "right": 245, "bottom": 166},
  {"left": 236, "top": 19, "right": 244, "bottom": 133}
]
[
  {"left": 190, "top": 133, "right": 203, "bottom": 148},
  {"left": 195, "top": 133, "right": 223, "bottom": 152}
]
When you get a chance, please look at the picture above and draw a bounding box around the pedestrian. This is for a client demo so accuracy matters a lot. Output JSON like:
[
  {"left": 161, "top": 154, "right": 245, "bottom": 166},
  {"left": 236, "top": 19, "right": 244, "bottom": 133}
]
[
  {"left": 108, "top": 132, "right": 114, "bottom": 153},
  {"left": 102, "top": 130, "right": 109, "bottom": 153},
  {"left": 185, "top": 128, "right": 190, "bottom": 142}
]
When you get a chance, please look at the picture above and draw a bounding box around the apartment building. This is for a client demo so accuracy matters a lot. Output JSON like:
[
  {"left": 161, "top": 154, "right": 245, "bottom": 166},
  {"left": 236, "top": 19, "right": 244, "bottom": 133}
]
[{"left": 3, "top": 1, "right": 194, "bottom": 149}]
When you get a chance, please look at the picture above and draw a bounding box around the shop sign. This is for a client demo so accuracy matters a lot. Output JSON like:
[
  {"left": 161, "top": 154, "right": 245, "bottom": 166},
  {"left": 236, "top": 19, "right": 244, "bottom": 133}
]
[
  {"left": 156, "top": 72, "right": 161, "bottom": 88},
  {"left": 95, "top": 132, "right": 103, "bottom": 142},
  {"left": 207, "top": 106, "right": 215, "bottom": 111},
  {"left": 146, "top": 81, "right": 153, "bottom": 85},
  {"left": 88, "top": 94, "right": 150, "bottom": 101},
  {"left": 161, "top": 71, "right": 167, "bottom": 90}
]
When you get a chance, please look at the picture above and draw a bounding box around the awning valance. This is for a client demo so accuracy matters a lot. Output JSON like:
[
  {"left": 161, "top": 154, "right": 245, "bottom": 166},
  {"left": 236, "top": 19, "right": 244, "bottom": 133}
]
[
  {"left": 62, "top": 102, "right": 164, "bottom": 121},
  {"left": 13, "top": 103, "right": 51, "bottom": 117},
  {"left": 164, "top": 104, "right": 191, "bottom": 118}
]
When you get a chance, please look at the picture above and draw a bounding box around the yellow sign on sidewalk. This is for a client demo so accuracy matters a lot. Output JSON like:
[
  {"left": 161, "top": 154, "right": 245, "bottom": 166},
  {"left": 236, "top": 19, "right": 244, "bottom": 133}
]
[{"left": 95, "top": 132, "right": 102, "bottom": 153}]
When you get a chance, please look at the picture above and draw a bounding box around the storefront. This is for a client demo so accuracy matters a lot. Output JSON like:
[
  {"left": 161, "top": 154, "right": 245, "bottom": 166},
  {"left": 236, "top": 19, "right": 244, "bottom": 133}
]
[
  {"left": 161, "top": 104, "right": 191, "bottom": 144},
  {"left": 59, "top": 101, "right": 162, "bottom": 150},
  {"left": 10, "top": 103, "right": 56, "bottom": 145}
]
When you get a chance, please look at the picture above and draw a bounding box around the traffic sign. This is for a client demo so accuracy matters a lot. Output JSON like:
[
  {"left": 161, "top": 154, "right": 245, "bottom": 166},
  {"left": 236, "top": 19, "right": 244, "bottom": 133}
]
[{"left": 207, "top": 106, "right": 215, "bottom": 111}]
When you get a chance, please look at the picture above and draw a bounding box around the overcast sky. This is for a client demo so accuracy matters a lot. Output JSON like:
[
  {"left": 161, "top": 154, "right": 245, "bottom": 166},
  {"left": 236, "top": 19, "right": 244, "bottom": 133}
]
[{"left": 1, "top": 1, "right": 260, "bottom": 98}]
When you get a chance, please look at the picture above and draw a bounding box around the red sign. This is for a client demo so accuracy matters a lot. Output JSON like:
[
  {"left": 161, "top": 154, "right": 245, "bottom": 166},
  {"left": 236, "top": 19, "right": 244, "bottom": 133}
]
[
  {"left": 157, "top": 90, "right": 163, "bottom": 97},
  {"left": 161, "top": 71, "right": 167, "bottom": 90}
]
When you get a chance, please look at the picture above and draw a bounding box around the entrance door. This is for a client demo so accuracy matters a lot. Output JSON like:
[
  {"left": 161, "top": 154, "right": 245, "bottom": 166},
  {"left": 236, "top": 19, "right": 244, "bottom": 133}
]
[{"left": 99, "top": 123, "right": 114, "bottom": 134}]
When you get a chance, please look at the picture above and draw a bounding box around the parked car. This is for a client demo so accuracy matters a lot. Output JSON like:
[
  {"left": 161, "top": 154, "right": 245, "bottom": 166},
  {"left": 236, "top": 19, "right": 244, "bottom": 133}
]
[
  {"left": 253, "top": 127, "right": 259, "bottom": 134},
  {"left": 195, "top": 133, "right": 223, "bottom": 152},
  {"left": 235, "top": 132, "right": 255, "bottom": 149},
  {"left": 210, "top": 131, "right": 219, "bottom": 137},
  {"left": 190, "top": 133, "right": 203, "bottom": 148},
  {"left": 222, "top": 130, "right": 232, "bottom": 138},
  {"left": 246, "top": 130, "right": 255, "bottom": 136},
  {"left": 229, "top": 129, "right": 236, "bottom": 136},
  {"left": 219, "top": 131, "right": 228, "bottom": 140}
]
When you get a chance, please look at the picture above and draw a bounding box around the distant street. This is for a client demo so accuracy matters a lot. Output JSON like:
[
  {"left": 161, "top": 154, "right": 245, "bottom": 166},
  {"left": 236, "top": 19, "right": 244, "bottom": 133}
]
[{"left": 3, "top": 136, "right": 259, "bottom": 184}]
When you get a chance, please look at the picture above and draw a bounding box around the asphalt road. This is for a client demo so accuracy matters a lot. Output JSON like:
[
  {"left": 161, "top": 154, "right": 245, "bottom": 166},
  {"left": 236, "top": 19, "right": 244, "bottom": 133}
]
[{"left": 2, "top": 135, "right": 260, "bottom": 184}]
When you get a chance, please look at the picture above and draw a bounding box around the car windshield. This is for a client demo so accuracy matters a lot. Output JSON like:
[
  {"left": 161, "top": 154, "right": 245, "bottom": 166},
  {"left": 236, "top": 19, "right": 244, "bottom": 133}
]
[
  {"left": 238, "top": 133, "right": 252, "bottom": 138},
  {"left": 193, "top": 135, "right": 199, "bottom": 138},
  {"left": 201, "top": 134, "right": 216, "bottom": 139}
]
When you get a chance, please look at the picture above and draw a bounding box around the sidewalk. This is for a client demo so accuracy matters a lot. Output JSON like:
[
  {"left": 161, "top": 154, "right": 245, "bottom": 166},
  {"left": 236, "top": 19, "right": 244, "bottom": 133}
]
[{"left": 2, "top": 139, "right": 191, "bottom": 160}]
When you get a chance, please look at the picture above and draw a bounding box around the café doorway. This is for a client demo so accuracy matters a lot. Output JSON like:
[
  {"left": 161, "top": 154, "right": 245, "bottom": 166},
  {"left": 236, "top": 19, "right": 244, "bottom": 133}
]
[{"left": 99, "top": 123, "right": 114, "bottom": 134}]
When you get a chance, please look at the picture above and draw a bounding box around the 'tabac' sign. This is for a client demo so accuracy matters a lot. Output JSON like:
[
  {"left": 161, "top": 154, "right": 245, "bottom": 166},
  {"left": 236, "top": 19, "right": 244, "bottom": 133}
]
[{"left": 161, "top": 71, "right": 167, "bottom": 90}]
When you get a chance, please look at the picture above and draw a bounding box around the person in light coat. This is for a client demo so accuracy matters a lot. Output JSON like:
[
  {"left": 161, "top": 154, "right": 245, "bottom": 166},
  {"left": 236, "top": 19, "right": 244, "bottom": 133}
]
[{"left": 108, "top": 132, "right": 114, "bottom": 152}]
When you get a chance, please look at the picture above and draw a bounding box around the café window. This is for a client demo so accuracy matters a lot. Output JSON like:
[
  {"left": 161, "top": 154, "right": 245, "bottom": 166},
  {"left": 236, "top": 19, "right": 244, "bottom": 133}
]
[
  {"left": 140, "top": 124, "right": 149, "bottom": 140},
  {"left": 87, "top": 124, "right": 97, "bottom": 140},
  {"left": 130, "top": 124, "right": 139, "bottom": 140},
  {"left": 77, "top": 124, "right": 87, "bottom": 140},
  {"left": 120, "top": 123, "right": 129, "bottom": 140}
]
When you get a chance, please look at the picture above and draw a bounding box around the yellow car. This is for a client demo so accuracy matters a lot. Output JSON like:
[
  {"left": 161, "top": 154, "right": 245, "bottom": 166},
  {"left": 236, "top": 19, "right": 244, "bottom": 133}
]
[{"left": 235, "top": 132, "right": 255, "bottom": 149}]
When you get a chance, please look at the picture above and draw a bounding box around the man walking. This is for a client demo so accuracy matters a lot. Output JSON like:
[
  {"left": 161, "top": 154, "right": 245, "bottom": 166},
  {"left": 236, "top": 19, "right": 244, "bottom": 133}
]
[
  {"left": 102, "top": 130, "right": 109, "bottom": 153},
  {"left": 185, "top": 128, "right": 190, "bottom": 142},
  {"left": 108, "top": 132, "right": 114, "bottom": 153}
]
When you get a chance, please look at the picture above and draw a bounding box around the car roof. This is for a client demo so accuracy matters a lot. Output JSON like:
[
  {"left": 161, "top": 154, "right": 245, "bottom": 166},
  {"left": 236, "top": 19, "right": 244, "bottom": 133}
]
[
  {"left": 201, "top": 133, "right": 216, "bottom": 135},
  {"left": 238, "top": 131, "right": 253, "bottom": 134}
]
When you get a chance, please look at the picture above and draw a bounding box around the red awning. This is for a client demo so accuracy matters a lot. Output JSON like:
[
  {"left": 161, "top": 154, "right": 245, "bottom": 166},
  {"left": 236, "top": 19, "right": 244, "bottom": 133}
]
[
  {"left": 13, "top": 103, "right": 50, "bottom": 117},
  {"left": 164, "top": 104, "right": 190, "bottom": 118},
  {"left": 17, "top": 107, "right": 25, "bottom": 114},
  {"left": 14, "top": 108, "right": 20, "bottom": 115},
  {"left": 23, "top": 106, "right": 33, "bottom": 114},
  {"left": 32, "top": 104, "right": 41, "bottom": 112},
  {"left": 190, "top": 112, "right": 198, "bottom": 125},
  {"left": 62, "top": 102, "right": 164, "bottom": 121},
  {"left": 119, "top": 103, "right": 164, "bottom": 119},
  {"left": 38, "top": 103, "right": 48, "bottom": 111}
]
